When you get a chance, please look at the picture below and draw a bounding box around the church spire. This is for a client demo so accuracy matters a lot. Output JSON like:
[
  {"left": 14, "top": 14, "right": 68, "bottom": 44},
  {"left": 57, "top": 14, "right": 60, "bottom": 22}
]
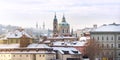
[
  {"left": 54, "top": 12, "right": 57, "bottom": 21},
  {"left": 62, "top": 13, "right": 66, "bottom": 22},
  {"left": 36, "top": 22, "right": 38, "bottom": 29},
  {"left": 43, "top": 22, "right": 45, "bottom": 30},
  {"left": 53, "top": 12, "right": 58, "bottom": 37}
]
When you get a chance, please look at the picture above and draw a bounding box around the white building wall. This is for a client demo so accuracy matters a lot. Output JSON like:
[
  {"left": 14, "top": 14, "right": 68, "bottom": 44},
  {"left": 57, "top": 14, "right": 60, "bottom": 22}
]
[{"left": 91, "top": 32, "right": 120, "bottom": 60}]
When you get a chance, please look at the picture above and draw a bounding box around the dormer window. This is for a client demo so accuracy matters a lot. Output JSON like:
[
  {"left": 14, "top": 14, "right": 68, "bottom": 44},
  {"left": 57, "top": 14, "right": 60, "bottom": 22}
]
[
  {"left": 15, "top": 33, "right": 17, "bottom": 36},
  {"left": 62, "top": 50, "right": 69, "bottom": 54},
  {"left": 72, "top": 50, "right": 78, "bottom": 54},
  {"left": 73, "top": 42, "right": 76, "bottom": 45},
  {"left": 61, "top": 43, "right": 64, "bottom": 45}
]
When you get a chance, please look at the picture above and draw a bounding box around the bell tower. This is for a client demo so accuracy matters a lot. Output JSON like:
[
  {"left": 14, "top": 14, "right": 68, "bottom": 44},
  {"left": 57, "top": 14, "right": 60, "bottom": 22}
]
[{"left": 53, "top": 13, "right": 58, "bottom": 36}]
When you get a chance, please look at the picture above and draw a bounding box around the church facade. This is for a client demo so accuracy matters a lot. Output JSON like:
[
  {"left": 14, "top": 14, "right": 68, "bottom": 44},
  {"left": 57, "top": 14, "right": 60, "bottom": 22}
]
[{"left": 53, "top": 13, "right": 70, "bottom": 37}]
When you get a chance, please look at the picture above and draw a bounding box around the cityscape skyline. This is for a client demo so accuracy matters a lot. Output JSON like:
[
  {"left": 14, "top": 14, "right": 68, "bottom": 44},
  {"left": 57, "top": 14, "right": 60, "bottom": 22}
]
[{"left": 0, "top": 0, "right": 119, "bottom": 30}]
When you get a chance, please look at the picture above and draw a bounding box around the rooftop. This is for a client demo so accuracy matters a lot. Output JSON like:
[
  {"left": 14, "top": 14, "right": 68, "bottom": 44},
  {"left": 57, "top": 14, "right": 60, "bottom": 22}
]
[
  {"left": 6, "top": 29, "right": 32, "bottom": 38},
  {"left": 0, "top": 43, "right": 51, "bottom": 49},
  {"left": 52, "top": 47, "right": 81, "bottom": 54},
  {"left": 91, "top": 23, "right": 120, "bottom": 32}
]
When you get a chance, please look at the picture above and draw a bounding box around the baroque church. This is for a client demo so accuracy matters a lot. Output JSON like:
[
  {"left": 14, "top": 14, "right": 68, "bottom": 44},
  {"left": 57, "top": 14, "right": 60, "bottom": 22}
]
[{"left": 53, "top": 13, "right": 70, "bottom": 37}]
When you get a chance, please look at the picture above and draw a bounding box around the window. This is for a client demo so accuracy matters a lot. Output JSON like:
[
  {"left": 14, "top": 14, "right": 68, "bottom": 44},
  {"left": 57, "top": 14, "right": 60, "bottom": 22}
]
[
  {"left": 20, "top": 55, "right": 22, "bottom": 57},
  {"left": 62, "top": 29, "right": 64, "bottom": 33},
  {"left": 118, "top": 36, "right": 120, "bottom": 40},
  {"left": 39, "top": 55, "right": 41, "bottom": 57},
  {"left": 26, "top": 55, "right": 28, "bottom": 57},
  {"left": 16, "top": 40, "right": 18, "bottom": 43},
  {"left": 13, "top": 55, "right": 15, "bottom": 57},
  {"left": 102, "top": 37, "right": 104, "bottom": 40},
  {"left": 111, "top": 37, "right": 113, "bottom": 40},
  {"left": 118, "top": 53, "right": 120, "bottom": 56},
  {"left": 54, "top": 26, "right": 56, "bottom": 29},
  {"left": 97, "top": 37, "right": 99, "bottom": 40},
  {"left": 93, "top": 37, "right": 94, "bottom": 40},
  {"left": 97, "top": 44, "right": 99, "bottom": 48},
  {"left": 102, "top": 44, "right": 104, "bottom": 48},
  {"left": 111, "top": 44, "right": 113, "bottom": 48},
  {"left": 62, "top": 50, "right": 69, "bottom": 54},
  {"left": 43, "top": 55, "right": 45, "bottom": 57},
  {"left": 107, "top": 44, "right": 109, "bottom": 48},
  {"left": 118, "top": 44, "right": 120, "bottom": 48},
  {"left": 11, "top": 40, "right": 13, "bottom": 43},
  {"left": 106, "top": 37, "right": 109, "bottom": 40},
  {"left": 67, "top": 29, "right": 68, "bottom": 33},
  {"left": 72, "top": 51, "right": 78, "bottom": 54}
]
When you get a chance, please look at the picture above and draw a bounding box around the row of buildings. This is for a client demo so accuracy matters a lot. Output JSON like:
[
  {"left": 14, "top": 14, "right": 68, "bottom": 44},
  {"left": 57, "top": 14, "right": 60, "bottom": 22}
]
[
  {"left": 90, "top": 23, "right": 120, "bottom": 60},
  {"left": 0, "top": 28, "right": 83, "bottom": 60},
  {"left": 0, "top": 14, "right": 83, "bottom": 60},
  {"left": 0, "top": 13, "right": 119, "bottom": 60}
]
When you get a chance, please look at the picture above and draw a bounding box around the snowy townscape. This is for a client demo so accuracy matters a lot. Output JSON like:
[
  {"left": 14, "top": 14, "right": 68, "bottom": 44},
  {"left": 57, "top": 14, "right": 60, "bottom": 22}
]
[
  {"left": 0, "top": 0, "right": 119, "bottom": 60},
  {"left": 0, "top": 13, "right": 119, "bottom": 60}
]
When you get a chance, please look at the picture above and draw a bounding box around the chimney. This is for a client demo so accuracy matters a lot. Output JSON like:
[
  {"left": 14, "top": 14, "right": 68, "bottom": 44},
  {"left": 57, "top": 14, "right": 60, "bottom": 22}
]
[
  {"left": 20, "top": 35, "right": 30, "bottom": 47},
  {"left": 93, "top": 24, "right": 97, "bottom": 28}
]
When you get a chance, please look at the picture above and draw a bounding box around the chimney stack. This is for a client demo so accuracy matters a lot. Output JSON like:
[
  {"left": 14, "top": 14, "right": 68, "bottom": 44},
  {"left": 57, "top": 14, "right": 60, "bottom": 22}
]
[
  {"left": 93, "top": 24, "right": 97, "bottom": 28},
  {"left": 20, "top": 35, "right": 30, "bottom": 47}
]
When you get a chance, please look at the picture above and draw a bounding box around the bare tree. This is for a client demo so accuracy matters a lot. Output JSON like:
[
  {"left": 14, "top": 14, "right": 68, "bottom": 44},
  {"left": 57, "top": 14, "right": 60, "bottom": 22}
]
[{"left": 84, "top": 39, "right": 102, "bottom": 60}]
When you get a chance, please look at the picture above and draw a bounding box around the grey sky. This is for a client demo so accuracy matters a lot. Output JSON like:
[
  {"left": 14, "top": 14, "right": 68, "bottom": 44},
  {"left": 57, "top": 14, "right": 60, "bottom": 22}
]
[{"left": 0, "top": 0, "right": 120, "bottom": 30}]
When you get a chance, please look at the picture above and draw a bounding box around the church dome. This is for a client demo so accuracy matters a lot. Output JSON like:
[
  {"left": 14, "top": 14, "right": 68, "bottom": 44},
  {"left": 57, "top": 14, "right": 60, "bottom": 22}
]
[
  {"left": 59, "top": 15, "right": 69, "bottom": 27},
  {"left": 59, "top": 22, "right": 69, "bottom": 26}
]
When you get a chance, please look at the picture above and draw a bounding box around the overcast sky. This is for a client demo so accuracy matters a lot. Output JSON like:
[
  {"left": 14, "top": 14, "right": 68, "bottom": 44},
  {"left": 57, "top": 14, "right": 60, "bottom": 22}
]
[{"left": 0, "top": 0, "right": 120, "bottom": 30}]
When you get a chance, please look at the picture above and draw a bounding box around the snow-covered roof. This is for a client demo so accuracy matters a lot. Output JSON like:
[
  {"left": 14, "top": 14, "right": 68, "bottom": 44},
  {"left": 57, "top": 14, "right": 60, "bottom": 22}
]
[
  {"left": 80, "top": 37, "right": 87, "bottom": 41},
  {"left": 44, "top": 40, "right": 51, "bottom": 43},
  {"left": 0, "top": 51, "right": 55, "bottom": 54},
  {"left": 27, "top": 43, "right": 51, "bottom": 49},
  {"left": 0, "top": 44, "right": 19, "bottom": 49},
  {"left": 48, "top": 36, "right": 76, "bottom": 39},
  {"left": 0, "top": 37, "right": 7, "bottom": 40},
  {"left": 52, "top": 47, "right": 81, "bottom": 54},
  {"left": 91, "top": 23, "right": 120, "bottom": 32},
  {"left": 53, "top": 41, "right": 86, "bottom": 46},
  {"left": 6, "top": 29, "right": 32, "bottom": 38},
  {"left": 0, "top": 43, "right": 51, "bottom": 49}
]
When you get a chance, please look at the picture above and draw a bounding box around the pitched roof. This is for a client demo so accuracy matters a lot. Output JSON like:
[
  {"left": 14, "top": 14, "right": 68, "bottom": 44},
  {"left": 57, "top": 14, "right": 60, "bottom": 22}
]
[
  {"left": 52, "top": 47, "right": 81, "bottom": 54},
  {"left": 91, "top": 23, "right": 120, "bottom": 32},
  {"left": 0, "top": 43, "right": 51, "bottom": 49},
  {"left": 6, "top": 29, "right": 32, "bottom": 38}
]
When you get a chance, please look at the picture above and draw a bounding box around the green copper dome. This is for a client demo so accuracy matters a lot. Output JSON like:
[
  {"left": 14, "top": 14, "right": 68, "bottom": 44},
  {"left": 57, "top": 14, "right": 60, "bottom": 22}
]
[{"left": 59, "top": 15, "right": 69, "bottom": 27}]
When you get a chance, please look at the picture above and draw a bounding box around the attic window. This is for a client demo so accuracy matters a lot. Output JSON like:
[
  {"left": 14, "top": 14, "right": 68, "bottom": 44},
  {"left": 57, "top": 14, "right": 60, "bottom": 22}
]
[
  {"left": 62, "top": 50, "right": 69, "bottom": 54},
  {"left": 73, "top": 42, "right": 76, "bottom": 45},
  {"left": 15, "top": 34, "right": 17, "bottom": 36},
  {"left": 72, "top": 51, "right": 78, "bottom": 54},
  {"left": 61, "top": 43, "right": 64, "bottom": 45}
]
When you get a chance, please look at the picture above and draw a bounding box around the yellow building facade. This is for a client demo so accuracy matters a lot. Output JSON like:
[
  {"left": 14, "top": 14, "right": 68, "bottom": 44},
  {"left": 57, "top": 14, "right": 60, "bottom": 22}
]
[
  {"left": 0, "top": 53, "right": 55, "bottom": 60},
  {"left": 0, "top": 29, "right": 33, "bottom": 44},
  {"left": 0, "top": 44, "right": 56, "bottom": 60}
]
